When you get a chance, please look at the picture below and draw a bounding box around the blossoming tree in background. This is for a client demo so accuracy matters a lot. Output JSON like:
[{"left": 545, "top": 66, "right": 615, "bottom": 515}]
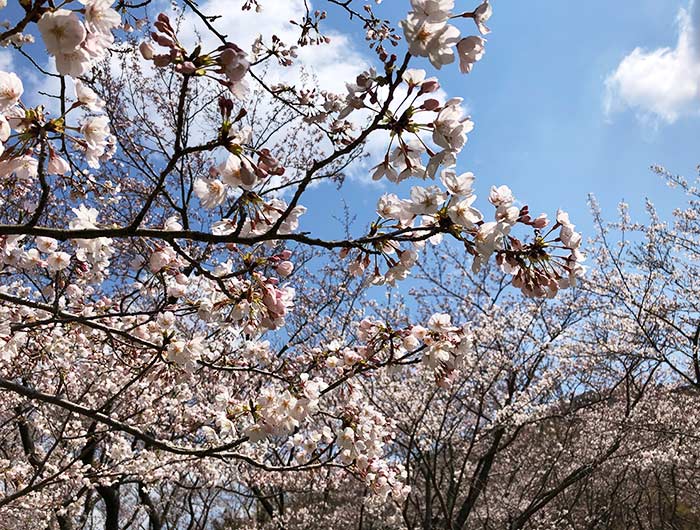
[
  {"left": 192, "top": 170, "right": 700, "bottom": 530},
  {"left": 0, "top": 0, "right": 593, "bottom": 528}
]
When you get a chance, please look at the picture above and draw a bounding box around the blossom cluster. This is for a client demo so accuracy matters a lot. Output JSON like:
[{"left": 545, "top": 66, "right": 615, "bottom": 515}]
[
  {"left": 402, "top": 0, "right": 491, "bottom": 73},
  {"left": 0, "top": 205, "right": 113, "bottom": 283},
  {"left": 0, "top": 70, "right": 114, "bottom": 197},
  {"left": 146, "top": 242, "right": 298, "bottom": 338},
  {"left": 193, "top": 117, "right": 287, "bottom": 210},
  {"left": 37, "top": 0, "right": 121, "bottom": 77},
  {"left": 245, "top": 374, "right": 326, "bottom": 442},
  {"left": 141, "top": 13, "right": 251, "bottom": 97},
  {"left": 336, "top": 396, "right": 411, "bottom": 501},
  {"left": 347, "top": 170, "right": 585, "bottom": 296}
]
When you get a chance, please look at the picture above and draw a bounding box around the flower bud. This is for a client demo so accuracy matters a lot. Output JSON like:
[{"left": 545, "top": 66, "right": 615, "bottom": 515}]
[
  {"left": 532, "top": 214, "right": 549, "bottom": 229},
  {"left": 176, "top": 61, "right": 197, "bottom": 74},
  {"left": 218, "top": 96, "right": 234, "bottom": 117},
  {"left": 153, "top": 54, "right": 172, "bottom": 67},
  {"left": 276, "top": 261, "right": 294, "bottom": 277},
  {"left": 421, "top": 99, "right": 440, "bottom": 111},
  {"left": 419, "top": 79, "right": 440, "bottom": 94},
  {"left": 153, "top": 20, "right": 171, "bottom": 34},
  {"left": 139, "top": 41, "right": 155, "bottom": 60},
  {"left": 47, "top": 154, "right": 70, "bottom": 175},
  {"left": 156, "top": 13, "right": 171, "bottom": 26},
  {"left": 152, "top": 33, "right": 176, "bottom": 48}
]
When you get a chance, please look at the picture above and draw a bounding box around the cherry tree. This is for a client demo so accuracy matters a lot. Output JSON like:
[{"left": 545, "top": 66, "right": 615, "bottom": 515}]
[
  {"left": 0, "top": 0, "right": 588, "bottom": 528},
  {"left": 292, "top": 167, "right": 700, "bottom": 530},
  {"left": 215, "top": 167, "right": 700, "bottom": 530}
]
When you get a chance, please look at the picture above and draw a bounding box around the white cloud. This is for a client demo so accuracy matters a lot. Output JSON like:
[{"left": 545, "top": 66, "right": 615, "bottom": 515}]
[
  {"left": 604, "top": 3, "right": 700, "bottom": 124},
  {"left": 178, "top": 0, "right": 368, "bottom": 95},
  {"left": 0, "top": 50, "right": 14, "bottom": 72}
]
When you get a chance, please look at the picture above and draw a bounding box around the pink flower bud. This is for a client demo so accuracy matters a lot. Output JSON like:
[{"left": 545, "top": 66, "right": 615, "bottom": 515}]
[
  {"left": 153, "top": 20, "right": 171, "bottom": 34},
  {"left": 139, "top": 41, "right": 155, "bottom": 60},
  {"left": 419, "top": 79, "right": 440, "bottom": 94},
  {"left": 176, "top": 61, "right": 197, "bottom": 74},
  {"left": 152, "top": 33, "right": 176, "bottom": 48},
  {"left": 262, "top": 285, "right": 277, "bottom": 312},
  {"left": 421, "top": 99, "right": 440, "bottom": 111},
  {"left": 155, "top": 13, "right": 172, "bottom": 32},
  {"left": 218, "top": 96, "right": 234, "bottom": 116},
  {"left": 532, "top": 214, "right": 549, "bottom": 229},
  {"left": 153, "top": 54, "right": 172, "bottom": 67},
  {"left": 254, "top": 164, "right": 268, "bottom": 179},
  {"left": 276, "top": 261, "right": 294, "bottom": 277},
  {"left": 47, "top": 154, "right": 70, "bottom": 175}
]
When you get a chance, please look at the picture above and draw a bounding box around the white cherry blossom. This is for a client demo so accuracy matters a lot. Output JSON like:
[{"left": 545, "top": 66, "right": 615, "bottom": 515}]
[
  {"left": 448, "top": 195, "right": 482, "bottom": 227},
  {"left": 0, "top": 71, "right": 22, "bottom": 110},
  {"left": 441, "top": 169, "right": 475, "bottom": 196},
  {"left": 402, "top": 14, "right": 461, "bottom": 69},
  {"left": 457, "top": 35, "right": 486, "bottom": 74},
  {"left": 37, "top": 10, "right": 86, "bottom": 55}
]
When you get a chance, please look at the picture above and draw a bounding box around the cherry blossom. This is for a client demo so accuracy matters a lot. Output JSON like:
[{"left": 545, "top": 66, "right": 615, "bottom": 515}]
[
  {"left": 74, "top": 79, "right": 105, "bottom": 112},
  {"left": 433, "top": 97, "right": 473, "bottom": 151},
  {"left": 81, "top": 0, "right": 121, "bottom": 34},
  {"left": 0, "top": 71, "right": 22, "bottom": 110},
  {"left": 194, "top": 177, "right": 228, "bottom": 209},
  {"left": 472, "top": 0, "right": 493, "bottom": 35},
  {"left": 457, "top": 35, "right": 486, "bottom": 73},
  {"left": 402, "top": 14, "right": 461, "bottom": 69},
  {"left": 37, "top": 10, "right": 87, "bottom": 56},
  {"left": 410, "top": 0, "right": 455, "bottom": 24}
]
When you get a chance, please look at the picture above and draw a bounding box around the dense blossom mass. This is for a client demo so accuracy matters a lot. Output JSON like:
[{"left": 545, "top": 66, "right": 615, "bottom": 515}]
[{"left": 1, "top": 1, "right": 694, "bottom": 529}]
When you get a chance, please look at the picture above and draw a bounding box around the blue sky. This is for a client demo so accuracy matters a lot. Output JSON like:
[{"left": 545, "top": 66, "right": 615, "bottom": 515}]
[{"left": 316, "top": 0, "right": 700, "bottom": 235}]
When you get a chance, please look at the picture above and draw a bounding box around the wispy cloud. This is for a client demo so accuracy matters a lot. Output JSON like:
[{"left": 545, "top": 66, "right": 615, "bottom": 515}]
[
  {"left": 604, "top": 2, "right": 700, "bottom": 124},
  {"left": 0, "top": 50, "right": 14, "bottom": 72}
]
